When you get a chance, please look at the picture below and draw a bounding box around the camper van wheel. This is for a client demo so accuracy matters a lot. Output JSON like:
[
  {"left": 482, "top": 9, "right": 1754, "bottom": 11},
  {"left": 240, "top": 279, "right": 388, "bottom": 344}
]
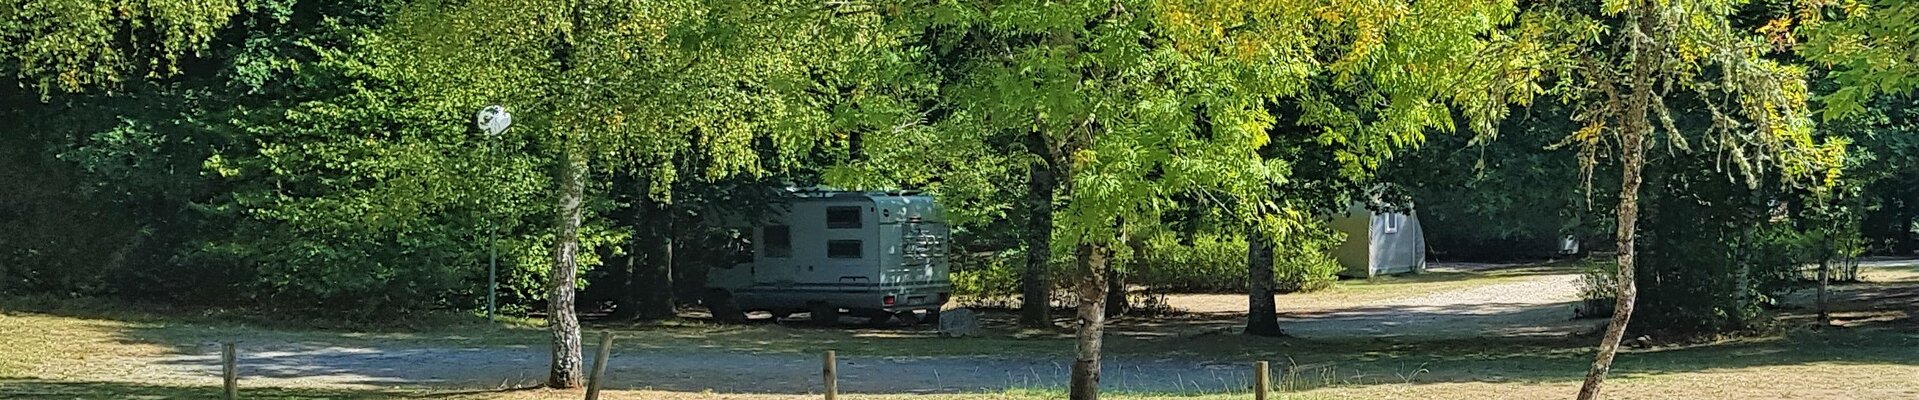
[
  {"left": 854, "top": 309, "right": 893, "bottom": 327},
  {"left": 703, "top": 290, "right": 746, "bottom": 323},
  {"left": 893, "top": 311, "right": 922, "bottom": 326},
  {"left": 808, "top": 303, "right": 840, "bottom": 326}
]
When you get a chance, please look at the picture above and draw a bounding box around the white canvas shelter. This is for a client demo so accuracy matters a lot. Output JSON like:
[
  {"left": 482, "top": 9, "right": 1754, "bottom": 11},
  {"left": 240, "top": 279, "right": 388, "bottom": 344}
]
[{"left": 1330, "top": 202, "right": 1427, "bottom": 278}]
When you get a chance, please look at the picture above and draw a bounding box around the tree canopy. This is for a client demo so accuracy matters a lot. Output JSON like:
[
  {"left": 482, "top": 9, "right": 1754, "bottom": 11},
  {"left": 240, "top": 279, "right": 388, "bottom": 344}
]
[{"left": 1, "top": 1, "right": 1911, "bottom": 398}]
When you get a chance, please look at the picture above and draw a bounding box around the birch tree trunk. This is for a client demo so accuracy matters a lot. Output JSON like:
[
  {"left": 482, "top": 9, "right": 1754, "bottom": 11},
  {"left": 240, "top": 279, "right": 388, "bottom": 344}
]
[
  {"left": 1245, "top": 232, "right": 1283, "bottom": 336},
  {"left": 1576, "top": 6, "right": 1660, "bottom": 399},
  {"left": 1068, "top": 242, "right": 1110, "bottom": 400},
  {"left": 547, "top": 133, "right": 588, "bottom": 389}
]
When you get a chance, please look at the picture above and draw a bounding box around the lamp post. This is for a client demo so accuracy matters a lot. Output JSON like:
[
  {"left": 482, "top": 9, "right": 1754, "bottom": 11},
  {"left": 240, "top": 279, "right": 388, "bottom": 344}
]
[{"left": 476, "top": 105, "right": 512, "bottom": 321}]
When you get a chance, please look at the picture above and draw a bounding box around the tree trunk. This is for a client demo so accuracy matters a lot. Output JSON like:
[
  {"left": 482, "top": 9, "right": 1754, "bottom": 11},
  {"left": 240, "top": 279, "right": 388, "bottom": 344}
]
[
  {"left": 1021, "top": 137, "right": 1057, "bottom": 328},
  {"left": 1576, "top": 8, "right": 1659, "bottom": 399},
  {"left": 547, "top": 135, "right": 588, "bottom": 389},
  {"left": 1245, "top": 232, "right": 1283, "bottom": 336},
  {"left": 1817, "top": 257, "right": 1831, "bottom": 326},
  {"left": 1901, "top": 214, "right": 1917, "bottom": 255},
  {"left": 615, "top": 173, "right": 677, "bottom": 321},
  {"left": 1106, "top": 235, "right": 1147, "bottom": 318},
  {"left": 1068, "top": 242, "right": 1110, "bottom": 400},
  {"left": 637, "top": 185, "right": 676, "bottom": 320},
  {"left": 609, "top": 173, "right": 645, "bottom": 321},
  {"left": 648, "top": 204, "right": 676, "bottom": 319},
  {"left": 1105, "top": 263, "right": 1127, "bottom": 318}
]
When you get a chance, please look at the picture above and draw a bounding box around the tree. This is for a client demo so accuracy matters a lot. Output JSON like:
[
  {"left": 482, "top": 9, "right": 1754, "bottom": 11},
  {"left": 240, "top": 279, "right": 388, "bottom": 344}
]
[
  {"left": 1236, "top": 0, "right": 1550, "bottom": 336},
  {"left": 880, "top": 2, "right": 1294, "bottom": 396},
  {"left": 0, "top": 0, "right": 239, "bottom": 94},
  {"left": 1796, "top": 1, "right": 1919, "bottom": 120},
  {"left": 1797, "top": 2, "right": 1919, "bottom": 258},
  {"left": 1023, "top": 134, "right": 1061, "bottom": 328},
  {"left": 1, "top": 0, "right": 243, "bottom": 296},
  {"left": 1244, "top": 232, "right": 1281, "bottom": 335},
  {"left": 849, "top": 0, "right": 1538, "bottom": 397},
  {"left": 1384, "top": 104, "right": 1605, "bottom": 261},
  {"left": 1, "top": 0, "right": 467, "bottom": 312},
  {"left": 1507, "top": 1, "right": 1846, "bottom": 398},
  {"left": 378, "top": 0, "right": 892, "bottom": 387}
]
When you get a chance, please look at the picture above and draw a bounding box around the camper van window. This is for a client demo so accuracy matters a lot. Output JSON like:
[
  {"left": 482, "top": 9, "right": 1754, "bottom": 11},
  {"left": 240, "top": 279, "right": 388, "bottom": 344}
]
[
  {"left": 1383, "top": 215, "right": 1401, "bottom": 234},
  {"left": 827, "top": 240, "right": 863, "bottom": 259},
  {"left": 826, "top": 206, "right": 862, "bottom": 229},
  {"left": 764, "top": 225, "right": 792, "bottom": 258}
]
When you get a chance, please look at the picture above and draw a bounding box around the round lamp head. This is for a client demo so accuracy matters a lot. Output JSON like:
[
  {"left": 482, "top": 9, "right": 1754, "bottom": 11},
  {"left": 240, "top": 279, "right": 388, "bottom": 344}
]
[{"left": 476, "top": 105, "right": 512, "bottom": 137}]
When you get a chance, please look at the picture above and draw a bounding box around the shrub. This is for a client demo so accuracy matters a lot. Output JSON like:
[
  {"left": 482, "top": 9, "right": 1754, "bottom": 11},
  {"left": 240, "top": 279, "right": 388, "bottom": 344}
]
[
  {"left": 1132, "top": 228, "right": 1341, "bottom": 293},
  {"left": 1575, "top": 261, "right": 1617, "bottom": 319}
]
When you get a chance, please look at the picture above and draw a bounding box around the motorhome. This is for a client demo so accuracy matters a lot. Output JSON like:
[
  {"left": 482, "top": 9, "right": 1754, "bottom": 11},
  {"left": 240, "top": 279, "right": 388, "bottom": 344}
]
[{"left": 704, "top": 190, "right": 952, "bottom": 325}]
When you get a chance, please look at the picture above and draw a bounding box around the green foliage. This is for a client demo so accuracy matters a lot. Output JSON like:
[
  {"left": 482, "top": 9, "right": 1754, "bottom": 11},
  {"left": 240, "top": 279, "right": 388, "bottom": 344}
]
[
  {"left": 1575, "top": 260, "right": 1618, "bottom": 318},
  {"left": 1386, "top": 103, "right": 1610, "bottom": 260},
  {"left": 1828, "top": 95, "right": 1919, "bottom": 254},
  {"left": 0, "top": 0, "right": 240, "bottom": 93},
  {"left": 952, "top": 229, "right": 1341, "bottom": 297},
  {"left": 1132, "top": 234, "right": 1252, "bottom": 292},
  {"left": 1635, "top": 154, "right": 1805, "bottom": 334},
  {"left": 1796, "top": 1, "right": 1919, "bottom": 120},
  {"left": 1503, "top": 1, "right": 1847, "bottom": 343},
  {"left": 950, "top": 250, "right": 1025, "bottom": 300},
  {"left": 0, "top": 0, "right": 1889, "bottom": 334},
  {"left": 1133, "top": 230, "right": 1340, "bottom": 293},
  {"left": 1520, "top": 0, "right": 1847, "bottom": 192}
]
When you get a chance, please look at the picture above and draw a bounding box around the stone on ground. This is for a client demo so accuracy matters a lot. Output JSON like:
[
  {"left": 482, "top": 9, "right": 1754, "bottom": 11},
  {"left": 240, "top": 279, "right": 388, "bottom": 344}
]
[{"left": 938, "top": 308, "right": 979, "bottom": 337}]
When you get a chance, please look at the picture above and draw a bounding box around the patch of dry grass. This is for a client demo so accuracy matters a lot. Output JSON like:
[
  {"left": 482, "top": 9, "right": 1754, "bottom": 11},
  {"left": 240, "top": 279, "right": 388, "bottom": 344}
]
[{"left": 0, "top": 311, "right": 171, "bottom": 379}]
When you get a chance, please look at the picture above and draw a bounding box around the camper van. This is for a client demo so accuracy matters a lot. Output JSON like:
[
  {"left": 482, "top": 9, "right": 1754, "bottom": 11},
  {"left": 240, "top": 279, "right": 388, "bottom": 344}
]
[{"left": 704, "top": 190, "right": 952, "bottom": 326}]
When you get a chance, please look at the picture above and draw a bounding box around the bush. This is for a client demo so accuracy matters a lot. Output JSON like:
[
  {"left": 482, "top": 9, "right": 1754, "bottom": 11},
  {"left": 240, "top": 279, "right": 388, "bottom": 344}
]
[
  {"left": 1634, "top": 157, "right": 1804, "bottom": 334},
  {"left": 1132, "top": 234, "right": 1248, "bottom": 292},
  {"left": 950, "top": 249, "right": 1026, "bottom": 300},
  {"left": 949, "top": 223, "right": 1343, "bottom": 307},
  {"left": 1132, "top": 229, "right": 1341, "bottom": 293},
  {"left": 1575, "top": 261, "right": 1617, "bottom": 319}
]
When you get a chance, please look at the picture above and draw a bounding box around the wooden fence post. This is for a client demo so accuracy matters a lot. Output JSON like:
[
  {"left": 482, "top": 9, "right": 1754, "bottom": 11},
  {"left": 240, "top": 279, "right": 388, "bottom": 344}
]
[
  {"left": 222, "top": 342, "right": 238, "bottom": 400},
  {"left": 585, "top": 331, "right": 614, "bottom": 400},
  {"left": 1254, "top": 360, "right": 1270, "bottom": 400},
  {"left": 822, "top": 350, "right": 838, "bottom": 400}
]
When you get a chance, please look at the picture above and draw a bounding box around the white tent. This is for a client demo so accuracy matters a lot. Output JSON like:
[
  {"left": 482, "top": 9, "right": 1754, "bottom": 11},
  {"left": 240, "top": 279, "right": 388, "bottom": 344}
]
[{"left": 1330, "top": 202, "right": 1427, "bottom": 278}]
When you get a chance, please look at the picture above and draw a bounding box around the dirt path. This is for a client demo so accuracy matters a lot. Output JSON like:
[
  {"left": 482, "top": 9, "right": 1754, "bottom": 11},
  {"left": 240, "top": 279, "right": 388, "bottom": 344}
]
[{"left": 1166, "top": 263, "right": 1591, "bottom": 339}]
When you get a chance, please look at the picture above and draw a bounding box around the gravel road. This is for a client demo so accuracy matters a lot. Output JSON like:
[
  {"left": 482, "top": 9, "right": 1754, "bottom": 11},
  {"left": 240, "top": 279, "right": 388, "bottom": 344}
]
[
  {"left": 1279, "top": 272, "right": 1588, "bottom": 339},
  {"left": 136, "top": 263, "right": 1595, "bottom": 394},
  {"left": 146, "top": 343, "right": 1269, "bottom": 394}
]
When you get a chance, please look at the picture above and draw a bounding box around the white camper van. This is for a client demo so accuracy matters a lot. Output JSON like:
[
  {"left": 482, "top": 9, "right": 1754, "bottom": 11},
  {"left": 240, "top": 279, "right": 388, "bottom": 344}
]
[{"left": 704, "top": 190, "right": 952, "bottom": 326}]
